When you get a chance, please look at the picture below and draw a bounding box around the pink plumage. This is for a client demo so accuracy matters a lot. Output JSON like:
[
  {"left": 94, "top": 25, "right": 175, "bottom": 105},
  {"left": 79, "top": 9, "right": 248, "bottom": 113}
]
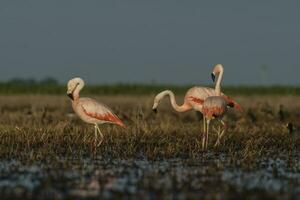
[
  {"left": 152, "top": 64, "right": 242, "bottom": 115},
  {"left": 202, "top": 96, "right": 227, "bottom": 120},
  {"left": 186, "top": 86, "right": 242, "bottom": 113},
  {"left": 74, "top": 98, "right": 125, "bottom": 127},
  {"left": 152, "top": 64, "right": 242, "bottom": 150},
  {"left": 67, "top": 77, "right": 125, "bottom": 149},
  {"left": 201, "top": 95, "right": 229, "bottom": 150}
]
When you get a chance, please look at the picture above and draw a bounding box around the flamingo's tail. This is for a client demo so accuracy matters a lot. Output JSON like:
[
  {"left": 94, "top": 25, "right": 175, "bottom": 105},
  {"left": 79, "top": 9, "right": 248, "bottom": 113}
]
[{"left": 114, "top": 117, "right": 127, "bottom": 128}]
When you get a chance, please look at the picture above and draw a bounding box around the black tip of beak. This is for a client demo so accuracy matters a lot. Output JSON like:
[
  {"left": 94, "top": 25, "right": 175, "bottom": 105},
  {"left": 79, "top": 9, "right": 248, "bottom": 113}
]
[
  {"left": 67, "top": 93, "right": 74, "bottom": 100},
  {"left": 153, "top": 108, "right": 158, "bottom": 113},
  {"left": 211, "top": 73, "right": 216, "bottom": 83}
]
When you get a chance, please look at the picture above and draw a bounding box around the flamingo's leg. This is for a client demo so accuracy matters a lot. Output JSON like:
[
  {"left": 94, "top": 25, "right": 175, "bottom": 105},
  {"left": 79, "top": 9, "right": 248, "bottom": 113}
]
[
  {"left": 205, "top": 120, "right": 210, "bottom": 150},
  {"left": 214, "top": 120, "right": 226, "bottom": 147},
  {"left": 214, "top": 123, "right": 221, "bottom": 147},
  {"left": 95, "top": 124, "right": 104, "bottom": 147},
  {"left": 94, "top": 124, "right": 98, "bottom": 148},
  {"left": 218, "top": 120, "right": 227, "bottom": 141},
  {"left": 218, "top": 123, "right": 221, "bottom": 141},
  {"left": 202, "top": 117, "right": 206, "bottom": 151},
  {"left": 212, "top": 126, "right": 218, "bottom": 133},
  {"left": 203, "top": 117, "right": 206, "bottom": 133}
]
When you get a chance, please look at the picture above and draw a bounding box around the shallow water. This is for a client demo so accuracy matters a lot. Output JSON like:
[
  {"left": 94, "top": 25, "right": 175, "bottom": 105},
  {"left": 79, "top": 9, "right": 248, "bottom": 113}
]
[{"left": 0, "top": 154, "right": 300, "bottom": 199}]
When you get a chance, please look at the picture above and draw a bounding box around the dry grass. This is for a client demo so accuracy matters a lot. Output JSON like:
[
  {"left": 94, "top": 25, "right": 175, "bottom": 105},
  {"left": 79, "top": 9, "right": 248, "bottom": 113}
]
[{"left": 0, "top": 95, "right": 299, "bottom": 163}]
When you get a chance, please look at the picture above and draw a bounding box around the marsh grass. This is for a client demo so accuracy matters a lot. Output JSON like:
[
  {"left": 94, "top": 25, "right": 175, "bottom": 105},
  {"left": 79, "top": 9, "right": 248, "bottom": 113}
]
[
  {"left": 0, "top": 95, "right": 299, "bottom": 165},
  {"left": 1, "top": 95, "right": 300, "bottom": 199}
]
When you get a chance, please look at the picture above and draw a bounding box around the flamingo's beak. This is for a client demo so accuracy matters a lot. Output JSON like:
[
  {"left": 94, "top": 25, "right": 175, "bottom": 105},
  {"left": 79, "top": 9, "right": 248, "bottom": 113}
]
[
  {"left": 67, "top": 93, "right": 74, "bottom": 100},
  {"left": 152, "top": 101, "right": 159, "bottom": 113},
  {"left": 211, "top": 73, "right": 216, "bottom": 83}
]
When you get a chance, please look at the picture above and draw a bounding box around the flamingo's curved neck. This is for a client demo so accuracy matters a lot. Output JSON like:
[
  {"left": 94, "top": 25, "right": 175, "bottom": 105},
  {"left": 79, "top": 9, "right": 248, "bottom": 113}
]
[
  {"left": 159, "top": 90, "right": 191, "bottom": 112},
  {"left": 215, "top": 68, "right": 223, "bottom": 96},
  {"left": 73, "top": 83, "right": 84, "bottom": 100}
]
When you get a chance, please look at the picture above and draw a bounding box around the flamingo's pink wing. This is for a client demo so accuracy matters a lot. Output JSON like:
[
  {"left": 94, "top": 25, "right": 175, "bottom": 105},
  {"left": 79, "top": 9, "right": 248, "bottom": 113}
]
[
  {"left": 187, "top": 87, "right": 243, "bottom": 112},
  {"left": 80, "top": 99, "right": 126, "bottom": 127},
  {"left": 188, "top": 96, "right": 204, "bottom": 104},
  {"left": 186, "top": 87, "right": 213, "bottom": 105}
]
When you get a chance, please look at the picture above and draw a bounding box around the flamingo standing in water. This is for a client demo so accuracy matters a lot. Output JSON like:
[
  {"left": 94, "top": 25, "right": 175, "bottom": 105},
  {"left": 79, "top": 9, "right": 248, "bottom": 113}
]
[
  {"left": 67, "top": 77, "right": 125, "bottom": 149},
  {"left": 152, "top": 64, "right": 242, "bottom": 149}
]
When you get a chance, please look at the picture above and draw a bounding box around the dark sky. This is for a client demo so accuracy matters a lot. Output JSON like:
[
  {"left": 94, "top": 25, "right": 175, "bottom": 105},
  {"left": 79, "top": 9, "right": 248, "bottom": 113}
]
[{"left": 0, "top": 1, "right": 299, "bottom": 85}]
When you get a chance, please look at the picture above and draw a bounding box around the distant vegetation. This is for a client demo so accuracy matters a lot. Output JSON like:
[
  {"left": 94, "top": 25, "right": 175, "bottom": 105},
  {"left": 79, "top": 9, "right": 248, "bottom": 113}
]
[{"left": 0, "top": 78, "right": 299, "bottom": 95}]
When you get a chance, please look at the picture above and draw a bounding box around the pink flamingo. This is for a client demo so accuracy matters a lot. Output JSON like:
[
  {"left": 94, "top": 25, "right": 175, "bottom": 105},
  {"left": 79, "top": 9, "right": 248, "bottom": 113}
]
[
  {"left": 202, "top": 84, "right": 228, "bottom": 150},
  {"left": 67, "top": 77, "right": 125, "bottom": 148},
  {"left": 152, "top": 64, "right": 242, "bottom": 149}
]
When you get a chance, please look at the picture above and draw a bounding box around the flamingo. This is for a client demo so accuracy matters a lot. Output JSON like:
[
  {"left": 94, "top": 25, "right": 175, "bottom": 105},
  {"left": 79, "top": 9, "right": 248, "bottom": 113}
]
[
  {"left": 152, "top": 64, "right": 242, "bottom": 149},
  {"left": 202, "top": 85, "right": 228, "bottom": 150},
  {"left": 67, "top": 77, "right": 125, "bottom": 149}
]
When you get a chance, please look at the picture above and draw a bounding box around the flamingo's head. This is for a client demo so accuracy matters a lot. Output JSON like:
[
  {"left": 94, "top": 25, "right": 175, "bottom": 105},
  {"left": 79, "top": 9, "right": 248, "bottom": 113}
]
[
  {"left": 211, "top": 64, "right": 224, "bottom": 83},
  {"left": 152, "top": 91, "right": 168, "bottom": 113},
  {"left": 152, "top": 97, "right": 159, "bottom": 113},
  {"left": 67, "top": 77, "right": 85, "bottom": 100}
]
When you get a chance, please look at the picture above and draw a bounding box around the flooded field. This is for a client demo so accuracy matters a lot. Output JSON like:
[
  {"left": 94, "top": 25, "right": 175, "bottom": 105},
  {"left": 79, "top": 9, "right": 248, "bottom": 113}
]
[
  {"left": 1, "top": 154, "right": 300, "bottom": 199},
  {"left": 0, "top": 95, "right": 300, "bottom": 199}
]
